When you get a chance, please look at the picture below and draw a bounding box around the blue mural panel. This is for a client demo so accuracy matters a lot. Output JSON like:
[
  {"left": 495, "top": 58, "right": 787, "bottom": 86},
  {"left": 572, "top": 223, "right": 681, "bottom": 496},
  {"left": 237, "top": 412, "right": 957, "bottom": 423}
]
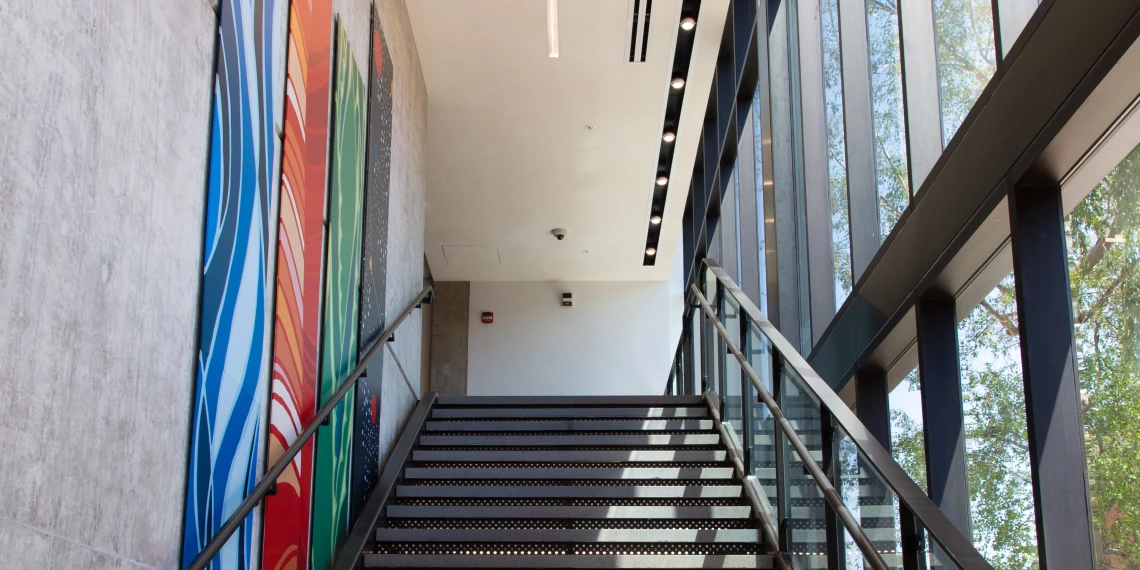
[{"left": 182, "top": 0, "right": 285, "bottom": 567}]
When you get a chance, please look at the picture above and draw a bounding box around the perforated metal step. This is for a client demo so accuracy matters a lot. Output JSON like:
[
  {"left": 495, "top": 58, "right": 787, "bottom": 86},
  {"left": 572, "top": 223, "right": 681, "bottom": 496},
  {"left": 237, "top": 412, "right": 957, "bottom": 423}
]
[
  {"left": 363, "top": 553, "right": 775, "bottom": 568},
  {"left": 362, "top": 396, "right": 774, "bottom": 569}
]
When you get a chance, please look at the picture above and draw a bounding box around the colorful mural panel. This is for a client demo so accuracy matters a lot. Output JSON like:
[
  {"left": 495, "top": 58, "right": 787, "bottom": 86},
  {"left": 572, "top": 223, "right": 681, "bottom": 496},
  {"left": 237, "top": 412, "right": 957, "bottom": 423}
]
[
  {"left": 311, "top": 22, "right": 367, "bottom": 570},
  {"left": 182, "top": 0, "right": 285, "bottom": 568},
  {"left": 351, "top": 6, "right": 396, "bottom": 519},
  {"left": 260, "top": 1, "right": 333, "bottom": 568}
]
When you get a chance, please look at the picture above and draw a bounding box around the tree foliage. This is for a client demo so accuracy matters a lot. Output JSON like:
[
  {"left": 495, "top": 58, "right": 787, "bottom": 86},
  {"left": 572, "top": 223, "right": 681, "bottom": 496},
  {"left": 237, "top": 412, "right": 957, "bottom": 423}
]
[{"left": 1068, "top": 144, "right": 1140, "bottom": 569}]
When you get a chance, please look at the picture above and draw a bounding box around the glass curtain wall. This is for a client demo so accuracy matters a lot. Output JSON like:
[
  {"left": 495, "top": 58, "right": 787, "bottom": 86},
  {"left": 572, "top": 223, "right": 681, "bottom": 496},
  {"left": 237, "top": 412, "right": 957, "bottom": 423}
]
[
  {"left": 933, "top": 0, "right": 997, "bottom": 145},
  {"left": 866, "top": 0, "right": 909, "bottom": 238},
  {"left": 957, "top": 276, "right": 1039, "bottom": 569},
  {"left": 1066, "top": 141, "right": 1140, "bottom": 567},
  {"left": 821, "top": 0, "right": 852, "bottom": 308},
  {"left": 889, "top": 368, "right": 927, "bottom": 492}
]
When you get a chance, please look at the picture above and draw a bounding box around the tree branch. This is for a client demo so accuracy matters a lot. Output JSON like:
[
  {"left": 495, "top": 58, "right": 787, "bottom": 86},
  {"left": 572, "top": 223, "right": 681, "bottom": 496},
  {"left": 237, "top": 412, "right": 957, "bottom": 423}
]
[{"left": 981, "top": 299, "right": 1019, "bottom": 337}]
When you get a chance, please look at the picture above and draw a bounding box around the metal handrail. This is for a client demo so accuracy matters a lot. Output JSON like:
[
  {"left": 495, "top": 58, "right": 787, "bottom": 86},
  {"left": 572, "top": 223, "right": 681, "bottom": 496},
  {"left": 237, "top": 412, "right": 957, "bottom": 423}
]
[
  {"left": 698, "top": 259, "right": 995, "bottom": 569},
  {"left": 690, "top": 284, "right": 889, "bottom": 570},
  {"left": 186, "top": 286, "right": 434, "bottom": 570}
]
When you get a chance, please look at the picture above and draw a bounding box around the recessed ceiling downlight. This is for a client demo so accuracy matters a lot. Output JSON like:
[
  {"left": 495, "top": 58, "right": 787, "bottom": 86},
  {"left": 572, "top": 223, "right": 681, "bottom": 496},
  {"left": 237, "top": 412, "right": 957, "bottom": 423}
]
[
  {"left": 662, "top": 131, "right": 676, "bottom": 143},
  {"left": 646, "top": 247, "right": 657, "bottom": 256},
  {"left": 680, "top": 17, "right": 697, "bottom": 31},
  {"left": 656, "top": 176, "right": 669, "bottom": 186},
  {"left": 671, "top": 77, "right": 686, "bottom": 90},
  {"left": 650, "top": 215, "right": 662, "bottom": 225}
]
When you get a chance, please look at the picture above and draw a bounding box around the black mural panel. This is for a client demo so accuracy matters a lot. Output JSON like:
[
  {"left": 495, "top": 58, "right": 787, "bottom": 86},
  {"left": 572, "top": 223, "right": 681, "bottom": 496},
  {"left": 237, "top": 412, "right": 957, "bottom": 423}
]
[{"left": 353, "top": 5, "right": 395, "bottom": 519}]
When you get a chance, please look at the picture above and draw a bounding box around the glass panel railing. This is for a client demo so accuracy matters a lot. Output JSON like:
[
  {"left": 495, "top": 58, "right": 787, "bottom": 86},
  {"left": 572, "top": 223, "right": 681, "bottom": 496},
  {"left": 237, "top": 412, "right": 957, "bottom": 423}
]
[
  {"left": 837, "top": 425, "right": 905, "bottom": 569},
  {"left": 723, "top": 295, "right": 744, "bottom": 447},
  {"left": 781, "top": 366, "right": 830, "bottom": 570},
  {"left": 746, "top": 324, "right": 778, "bottom": 515},
  {"left": 676, "top": 259, "right": 995, "bottom": 570}
]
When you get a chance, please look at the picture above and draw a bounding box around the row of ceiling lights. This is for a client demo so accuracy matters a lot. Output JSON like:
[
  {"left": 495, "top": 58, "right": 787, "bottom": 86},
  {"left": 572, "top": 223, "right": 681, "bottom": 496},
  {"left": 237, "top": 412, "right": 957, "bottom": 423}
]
[{"left": 645, "top": 14, "right": 696, "bottom": 258}]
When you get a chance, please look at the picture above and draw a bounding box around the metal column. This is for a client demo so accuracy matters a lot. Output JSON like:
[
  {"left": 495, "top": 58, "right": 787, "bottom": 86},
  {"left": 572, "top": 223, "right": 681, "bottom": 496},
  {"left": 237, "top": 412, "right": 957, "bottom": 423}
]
[
  {"left": 1008, "top": 182, "right": 1094, "bottom": 570},
  {"left": 915, "top": 292, "right": 972, "bottom": 535}
]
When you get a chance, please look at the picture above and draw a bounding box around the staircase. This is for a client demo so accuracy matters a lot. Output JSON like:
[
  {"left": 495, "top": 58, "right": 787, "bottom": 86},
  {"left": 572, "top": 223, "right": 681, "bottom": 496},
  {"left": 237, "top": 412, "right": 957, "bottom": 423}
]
[{"left": 361, "top": 395, "right": 777, "bottom": 569}]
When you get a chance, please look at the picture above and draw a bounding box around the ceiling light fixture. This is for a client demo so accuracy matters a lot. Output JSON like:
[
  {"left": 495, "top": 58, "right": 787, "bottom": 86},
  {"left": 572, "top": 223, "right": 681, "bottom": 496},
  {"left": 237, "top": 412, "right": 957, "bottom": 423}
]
[
  {"left": 662, "top": 131, "right": 676, "bottom": 143},
  {"left": 650, "top": 215, "right": 662, "bottom": 225},
  {"left": 656, "top": 176, "right": 669, "bottom": 186},
  {"left": 646, "top": 247, "right": 657, "bottom": 256},
  {"left": 680, "top": 16, "right": 697, "bottom": 31},
  {"left": 671, "top": 77, "right": 686, "bottom": 90},
  {"left": 547, "top": 0, "right": 560, "bottom": 58}
]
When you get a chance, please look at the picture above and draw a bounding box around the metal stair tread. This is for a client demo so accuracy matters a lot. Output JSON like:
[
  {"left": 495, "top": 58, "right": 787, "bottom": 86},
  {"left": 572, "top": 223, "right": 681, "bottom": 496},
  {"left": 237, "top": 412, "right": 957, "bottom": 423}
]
[
  {"left": 395, "top": 485, "right": 744, "bottom": 499},
  {"left": 411, "top": 450, "right": 727, "bottom": 463},
  {"left": 432, "top": 407, "right": 710, "bottom": 419},
  {"left": 425, "top": 419, "right": 715, "bottom": 432},
  {"left": 386, "top": 505, "right": 753, "bottom": 519},
  {"left": 418, "top": 434, "right": 722, "bottom": 446},
  {"left": 403, "top": 467, "right": 736, "bottom": 480},
  {"left": 363, "top": 553, "right": 775, "bottom": 568},
  {"left": 375, "top": 528, "right": 765, "bottom": 543}
]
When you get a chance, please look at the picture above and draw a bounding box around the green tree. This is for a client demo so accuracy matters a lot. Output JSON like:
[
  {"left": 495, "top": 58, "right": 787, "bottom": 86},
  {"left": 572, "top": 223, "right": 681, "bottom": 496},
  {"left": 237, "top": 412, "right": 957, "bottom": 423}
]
[{"left": 1067, "top": 143, "right": 1140, "bottom": 569}]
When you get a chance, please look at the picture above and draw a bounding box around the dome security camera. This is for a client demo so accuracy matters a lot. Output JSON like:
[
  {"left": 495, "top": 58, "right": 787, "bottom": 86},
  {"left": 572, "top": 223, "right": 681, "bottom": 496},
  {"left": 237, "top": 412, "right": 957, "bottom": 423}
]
[{"left": 551, "top": 228, "right": 568, "bottom": 241}]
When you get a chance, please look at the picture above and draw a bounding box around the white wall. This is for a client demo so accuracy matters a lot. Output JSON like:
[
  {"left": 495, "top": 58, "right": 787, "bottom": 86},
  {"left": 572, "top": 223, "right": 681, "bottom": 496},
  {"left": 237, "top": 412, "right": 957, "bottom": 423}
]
[{"left": 467, "top": 281, "right": 678, "bottom": 396}]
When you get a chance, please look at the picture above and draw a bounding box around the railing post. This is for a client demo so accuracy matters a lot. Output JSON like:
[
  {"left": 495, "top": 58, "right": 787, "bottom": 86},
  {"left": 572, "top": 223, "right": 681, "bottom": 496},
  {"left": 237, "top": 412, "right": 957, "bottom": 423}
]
[
  {"left": 771, "top": 350, "right": 789, "bottom": 553},
  {"left": 740, "top": 313, "right": 754, "bottom": 470},
  {"left": 717, "top": 280, "right": 728, "bottom": 416},
  {"left": 821, "top": 406, "right": 845, "bottom": 569}
]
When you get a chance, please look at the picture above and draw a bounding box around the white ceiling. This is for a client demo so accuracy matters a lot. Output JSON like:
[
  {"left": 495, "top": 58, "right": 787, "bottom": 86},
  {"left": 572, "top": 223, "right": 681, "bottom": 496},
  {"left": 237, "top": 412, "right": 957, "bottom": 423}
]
[{"left": 407, "top": 0, "right": 728, "bottom": 281}]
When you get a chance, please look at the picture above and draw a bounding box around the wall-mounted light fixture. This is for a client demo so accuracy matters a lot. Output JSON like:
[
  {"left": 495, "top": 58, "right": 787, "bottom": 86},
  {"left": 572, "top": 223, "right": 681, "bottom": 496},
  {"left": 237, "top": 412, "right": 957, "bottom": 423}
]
[{"left": 547, "top": 0, "right": 560, "bottom": 58}]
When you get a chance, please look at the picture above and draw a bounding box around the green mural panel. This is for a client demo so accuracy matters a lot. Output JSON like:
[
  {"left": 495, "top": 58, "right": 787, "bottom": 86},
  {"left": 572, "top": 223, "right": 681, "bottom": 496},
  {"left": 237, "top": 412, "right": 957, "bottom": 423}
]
[{"left": 311, "top": 21, "right": 367, "bottom": 570}]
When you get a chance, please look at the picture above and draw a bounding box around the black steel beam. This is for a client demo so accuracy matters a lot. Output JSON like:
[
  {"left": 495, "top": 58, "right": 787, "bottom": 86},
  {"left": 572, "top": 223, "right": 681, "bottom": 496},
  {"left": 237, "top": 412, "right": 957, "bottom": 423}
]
[
  {"left": 809, "top": 0, "right": 1140, "bottom": 390},
  {"left": 1008, "top": 182, "right": 1094, "bottom": 570}
]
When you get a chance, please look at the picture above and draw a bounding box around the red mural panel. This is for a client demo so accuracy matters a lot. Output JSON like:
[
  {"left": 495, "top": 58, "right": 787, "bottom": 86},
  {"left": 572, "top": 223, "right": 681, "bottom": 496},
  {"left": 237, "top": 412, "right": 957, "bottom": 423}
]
[{"left": 261, "top": 2, "right": 333, "bottom": 569}]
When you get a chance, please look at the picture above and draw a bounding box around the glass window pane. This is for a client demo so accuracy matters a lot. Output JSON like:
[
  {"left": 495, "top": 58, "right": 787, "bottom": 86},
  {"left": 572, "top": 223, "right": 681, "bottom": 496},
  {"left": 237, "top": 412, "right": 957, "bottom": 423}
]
[
  {"left": 889, "top": 368, "right": 927, "bottom": 493},
  {"left": 866, "top": 0, "right": 910, "bottom": 238},
  {"left": 1066, "top": 141, "right": 1140, "bottom": 567},
  {"left": 747, "top": 325, "right": 777, "bottom": 515},
  {"left": 822, "top": 0, "right": 853, "bottom": 308},
  {"left": 958, "top": 274, "right": 1040, "bottom": 567},
  {"left": 753, "top": 86, "right": 770, "bottom": 315},
  {"left": 933, "top": 0, "right": 997, "bottom": 144}
]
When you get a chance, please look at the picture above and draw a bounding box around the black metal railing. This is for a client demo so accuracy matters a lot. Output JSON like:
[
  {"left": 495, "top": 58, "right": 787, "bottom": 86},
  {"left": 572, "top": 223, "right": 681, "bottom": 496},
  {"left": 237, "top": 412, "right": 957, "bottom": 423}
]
[
  {"left": 186, "top": 286, "right": 433, "bottom": 570},
  {"left": 671, "top": 259, "right": 993, "bottom": 570}
]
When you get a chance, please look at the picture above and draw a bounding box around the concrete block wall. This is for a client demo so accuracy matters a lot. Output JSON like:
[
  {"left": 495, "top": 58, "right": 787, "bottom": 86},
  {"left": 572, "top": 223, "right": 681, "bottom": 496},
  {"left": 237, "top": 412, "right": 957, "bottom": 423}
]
[{"left": 0, "top": 0, "right": 427, "bottom": 567}]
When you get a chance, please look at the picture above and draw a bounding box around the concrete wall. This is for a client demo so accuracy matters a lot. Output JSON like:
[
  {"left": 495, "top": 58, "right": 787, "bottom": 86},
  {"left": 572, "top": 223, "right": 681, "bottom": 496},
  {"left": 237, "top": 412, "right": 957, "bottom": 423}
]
[
  {"left": 0, "top": 1, "right": 426, "bottom": 567},
  {"left": 429, "top": 281, "right": 471, "bottom": 396},
  {"left": 0, "top": 1, "right": 216, "bottom": 568},
  {"left": 467, "top": 281, "right": 678, "bottom": 396}
]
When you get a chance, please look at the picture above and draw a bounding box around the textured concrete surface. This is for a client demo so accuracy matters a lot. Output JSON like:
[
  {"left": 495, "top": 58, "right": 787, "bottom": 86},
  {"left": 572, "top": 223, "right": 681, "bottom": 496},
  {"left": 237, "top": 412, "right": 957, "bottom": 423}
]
[
  {"left": 0, "top": 1, "right": 217, "bottom": 568},
  {"left": 429, "top": 282, "right": 472, "bottom": 396},
  {"left": 0, "top": 0, "right": 426, "bottom": 568}
]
